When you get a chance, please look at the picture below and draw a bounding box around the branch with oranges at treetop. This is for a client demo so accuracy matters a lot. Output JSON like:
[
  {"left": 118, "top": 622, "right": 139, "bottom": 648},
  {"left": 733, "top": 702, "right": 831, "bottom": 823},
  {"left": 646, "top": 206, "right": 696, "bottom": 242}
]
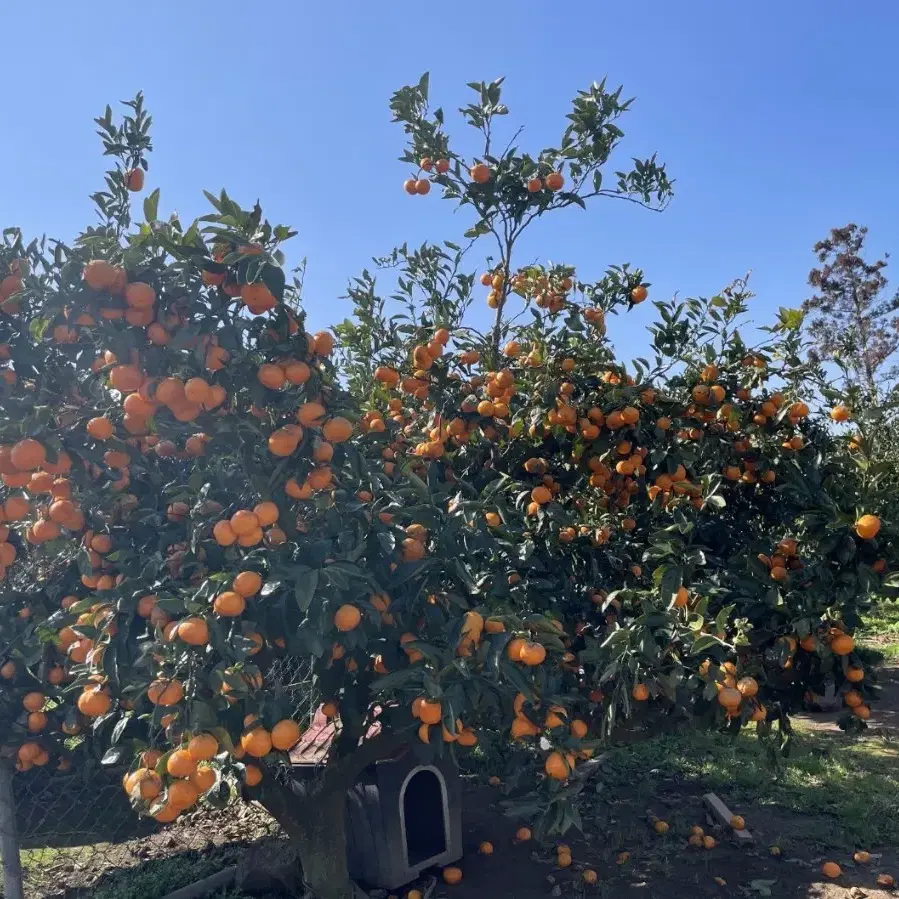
[{"left": 0, "top": 77, "right": 895, "bottom": 898}]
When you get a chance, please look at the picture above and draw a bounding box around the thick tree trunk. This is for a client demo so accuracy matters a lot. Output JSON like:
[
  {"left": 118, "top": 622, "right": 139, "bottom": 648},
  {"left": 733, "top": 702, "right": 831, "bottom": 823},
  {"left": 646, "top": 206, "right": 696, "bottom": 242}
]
[
  {"left": 293, "top": 792, "right": 358, "bottom": 899},
  {"left": 257, "top": 776, "right": 358, "bottom": 899},
  {"left": 255, "top": 735, "right": 401, "bottom": 898}
]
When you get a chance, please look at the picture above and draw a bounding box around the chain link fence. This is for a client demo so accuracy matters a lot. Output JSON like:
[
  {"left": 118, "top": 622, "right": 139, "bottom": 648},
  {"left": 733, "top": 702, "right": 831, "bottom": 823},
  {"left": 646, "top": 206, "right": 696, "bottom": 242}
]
[{"left": 1, "top": 656, "right": 317, "bottom": 899}]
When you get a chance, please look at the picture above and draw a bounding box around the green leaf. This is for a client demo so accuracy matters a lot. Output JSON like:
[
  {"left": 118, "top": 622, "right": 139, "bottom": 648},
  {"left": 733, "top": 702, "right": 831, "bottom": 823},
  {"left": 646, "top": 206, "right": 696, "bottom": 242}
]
[
  {"left": 143, "top": 188, "right": 160, "bottom": 222},
  {"left": 370, "top": 668, "right": 422, "bottom": 694},
  {"left": 293, "top": 568, "right": 319, "bottom": 612},
  {"left": 690, "top": 634, "right": 722, "bottom": 655}
]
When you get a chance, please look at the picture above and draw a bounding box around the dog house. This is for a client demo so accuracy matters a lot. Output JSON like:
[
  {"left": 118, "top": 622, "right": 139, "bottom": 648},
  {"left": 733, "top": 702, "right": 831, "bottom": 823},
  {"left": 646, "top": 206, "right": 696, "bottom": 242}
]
[
  {"left": 345, "top": 748, "right": 462, "bottom": 889},
  {"left": 280, "top": 678, "right": 463, "bottom": 891}
]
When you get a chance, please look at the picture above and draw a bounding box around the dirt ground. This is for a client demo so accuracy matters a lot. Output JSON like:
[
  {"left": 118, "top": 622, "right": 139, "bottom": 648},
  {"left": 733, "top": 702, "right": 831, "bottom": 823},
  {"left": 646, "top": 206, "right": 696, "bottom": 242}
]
[
  {"left": 437, "top": 778, "right": 898, "bottom": 899},
  {"left": 412, "top": 663, "right": 899, "bottom": 899}
]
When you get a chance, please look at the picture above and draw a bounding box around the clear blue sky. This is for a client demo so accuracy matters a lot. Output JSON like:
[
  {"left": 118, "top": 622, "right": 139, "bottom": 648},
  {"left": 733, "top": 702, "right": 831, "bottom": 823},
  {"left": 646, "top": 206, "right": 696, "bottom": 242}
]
[{"left": 3, "top": 1, "right": 898, "bottom": 351}]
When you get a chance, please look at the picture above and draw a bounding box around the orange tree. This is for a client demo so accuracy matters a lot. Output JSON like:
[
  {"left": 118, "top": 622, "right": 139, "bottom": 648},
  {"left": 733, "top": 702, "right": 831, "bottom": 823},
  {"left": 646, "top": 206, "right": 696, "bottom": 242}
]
[{"left": 0, "top": 80, "right": 894, "bottom": 898}]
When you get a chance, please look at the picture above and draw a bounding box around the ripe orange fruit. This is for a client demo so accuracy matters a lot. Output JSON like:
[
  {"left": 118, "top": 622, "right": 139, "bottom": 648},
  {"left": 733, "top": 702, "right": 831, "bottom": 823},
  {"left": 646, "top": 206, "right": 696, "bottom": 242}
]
[
  {"left": 442, "top": 867, "right": 462, "bottom": 884},
  {"left": 821, "top": 861, "right": 841, "bottom": 879},
  {"left": 184, "top": 377, "right": 210, "bottom": 404},
  {"left": 244, "top": 764, "right": 263, "bottom": 786},
  {"left": 240, "top": 282, "right": 276, "bottom": 312},
  {"left": 86, "top": 417, "right": 114, "bottom": 440},
  {"left": 168, "top": 779, "right": 198, "bottom": 810},
  {"left": 11, "top": 438, "right": 46, "bottom": 471},
  {"left": 322, "top": 416, "right": 353, "bottom": 443},
  {"left": 268, "top": 428, "right": 299, "bottom": 456},
  {"left": 213, "top": 520, "right": 237, "bottom": 546},
  {"left": 702, "top": 835, "right": 716, "bottom": 849},
  {"left": 212, "top": 590, "right": 247, "bottom": 618},
  {"left": 187, "top": 733, "right": 218, "bottom": 761},
  {"left": 632, "top": 683, "right": 649, "bottom": 701},
  {"left": 3, "top": 496, "right": 30, "bottom": 520},
  {"left": 313, "top": 331, "right": 335, "bottom": 356},
  {"left": 830, "top": 405, "right": 850, "bottom": 422},
  {"left": 853, "top": 850, "right": 871, "bottom": 864},
  {"left": 125, "top": 168, "right": 145, "bottom": 191},
  {"left": 583, "top": 869, "right": 598, "bottom": 885},
  {"left": 403, "top": 179, "right": 418, "bottom": 195},
  {"left": 271, "top": 719, "right": 302, "bottom": 751},
  {"left": 717, "top": 687, "right": 742, "bottom": 710},
  {"left": 253, "top": 501, "right": 279, "bottom": 527},
  {"left": 77, "top": 686, "right": 111, "bottom": 717},
  {"left": 631, "top": 285, "right": 648, "bottom": 303},
  {"left": 147, "top": 678, "right": 184, "bottom": 706},
  {"left": 855, "top": 514, "right": 881, "bottom": 540},
  {"left": 23, "top": 691, "right": 45, "bottom": 712},
  {"left": 830, "top": 633, "right": 855, "bottom": 655},
  {"left": 470, "top": 163, "right": 490, "bottom": 183},
  {"left": 416, "top": 698, "right": 442, "bottom": 725},
  {"left": 519, "top": 641, "right": 546, "bottom": 666},
  {"left": 334, "top": 604, "right": 362, "bottom": 632},
  {"left": 153, "top": 802, "right": 180, "bottom": 823},
  {"left": 123, "top": 282, "right": 155, "bottom": 311},
  {"left": 729, "top": 815, "right": 745, "bottom": 830},
  {"left": 83, "top": 259, "right": 119, "bottom": 290},
  {"left": 124, "top": 768, "right": 162, "bottom": 800},
  {"left": 233, "top": 571, "right": 263, "bottom": 597},
  {"left": 257, "top": 363, "right": 287, "bottom": 389},
  {"left": 27, "top": 712, "right": 47, "bottom": 732},
  {"left": 526, "top": 177, "right": 543, "bottom": 192},
  {"left": 241, "top": 727, "right": 273, "bottom": 758},
  {"left": 230, "top": 509, "right": 260, "bottom": 536},
  {"left": 167, "top": 749, "right": 197, "bottom": 778},
  {"left": 515, "top": 827, "right": 531, "bottom": 842},
  {"left": 177, "top": 617, "right": 209, "bottom": 646},
  {"left": 478, "top": 841, "right": 493, "bottom": 855},
  {"left": 297, "top": 401, "right": 327, "bottom": 426},
  {"left": 284, "top": 360, "right": 311, "bottom": 384},
  {"left": 846, "top": 666, "right": 864, "bottom": 683},
  {"left": 653, "top": 820, "right": 669, "bottom": 834},
  {"left": 545, "top": 171, "right": 564, "bottom": 191},
  {"left": 876, "top": 874, "right": 895, "bottom": 888},
  {"left": 544, "top": 751, "right": 570, "bottom": 780},
  {"left": 190, "top": 764, "right": 216, "bottom": 793}
]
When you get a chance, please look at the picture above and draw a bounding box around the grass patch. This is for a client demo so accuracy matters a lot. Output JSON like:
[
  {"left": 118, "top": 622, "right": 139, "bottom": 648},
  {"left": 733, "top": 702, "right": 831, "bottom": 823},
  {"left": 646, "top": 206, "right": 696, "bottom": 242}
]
[
  {"left": 89, "top": 851, "right": 234, "bottom": 899},
  {"left": 596, "top": 726, "right": 899, "bottom": 850},
  {"left": 861, "top": 601, "right": 899, "bottom": 662}
]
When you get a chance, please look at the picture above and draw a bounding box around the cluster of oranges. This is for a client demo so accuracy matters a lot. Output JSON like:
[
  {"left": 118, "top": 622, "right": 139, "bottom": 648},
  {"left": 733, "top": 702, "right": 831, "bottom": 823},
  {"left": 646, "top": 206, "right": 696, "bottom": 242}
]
[
  {"left": 402, "top": 155, "right": 451, "bottom": 196},
  {"left": 506, "top": 266, "right": 574, "bottom": 314},
  {"left": 411, "top": 695, "right": 478, "bottom": 746},
  {"left": 119, "top": 717, "right": 301, "bottom": 823},
  {"left": 821, "top": 856, "right": 895, "bottom": 887},
  {"left": 0, "top": 438, "right": 82, "bottom": 555},
  {"left": 760, "top": 536, "right": 803, "bottom": 582},
  {"left": 213, "top": 503, "right": 282, "bottom": 549}
]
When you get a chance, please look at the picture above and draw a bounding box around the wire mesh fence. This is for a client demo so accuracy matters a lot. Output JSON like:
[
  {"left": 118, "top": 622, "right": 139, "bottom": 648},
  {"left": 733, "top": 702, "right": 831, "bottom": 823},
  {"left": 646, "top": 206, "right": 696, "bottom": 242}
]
[{"left": 1, "top": 656, "right": 317, "bottom": 898}]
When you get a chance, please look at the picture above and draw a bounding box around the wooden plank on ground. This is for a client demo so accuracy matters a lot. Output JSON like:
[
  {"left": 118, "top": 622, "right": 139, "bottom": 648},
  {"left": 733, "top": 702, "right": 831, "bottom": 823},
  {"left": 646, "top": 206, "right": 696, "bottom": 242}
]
[{"left": 703, "top": 792, "right": 753, "bottom": 842}]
